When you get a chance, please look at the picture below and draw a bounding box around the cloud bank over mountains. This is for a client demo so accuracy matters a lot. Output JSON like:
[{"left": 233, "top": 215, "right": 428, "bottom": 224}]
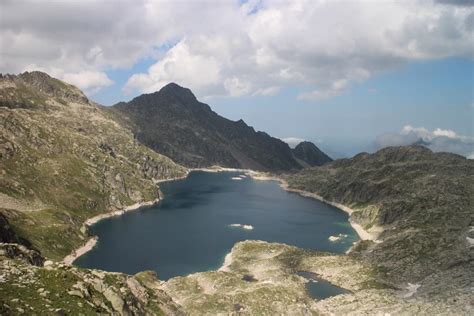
[
  {"left": 375, "top": 125, "right": 474, "bottom": 159},
  {"left": 1, "top": 0, "right": 473, "bottom": 98}
]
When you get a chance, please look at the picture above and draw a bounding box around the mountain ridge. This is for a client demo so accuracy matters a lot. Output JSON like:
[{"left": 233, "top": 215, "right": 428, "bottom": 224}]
[
  {"left": 285, "top": 145, "right": 473, "bottom": 283},
  {"left": 111, "top": 82, "right": 331, "bottom": 171}
]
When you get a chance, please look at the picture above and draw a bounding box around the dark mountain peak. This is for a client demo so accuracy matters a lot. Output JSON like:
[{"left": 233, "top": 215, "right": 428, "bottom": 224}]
[
  {"left": 292, "top": 141, "right": 332, "bottom": 166},
  {"left": 294, "top": 141, "right": 315, "bottom": 149},
  {"left": 124, "top": 82, "right": 201, "bottom": 111},
  {"left": 112, "top": 86, "right": 314, "bottom": 171},
  {"left": 160, "top": 82, "right": 184, "bottom": 90},
  {"left": 157, "top": 82, "right": 197, "bottom": 103}
]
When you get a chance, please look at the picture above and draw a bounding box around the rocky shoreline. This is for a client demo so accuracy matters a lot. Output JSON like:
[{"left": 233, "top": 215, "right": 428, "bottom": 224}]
[
  {"left": 62, "top": 168, "right": 252, "bottom": 266},
  {"left": 62, "top": 170, "right": 199, "bottom": 265}
]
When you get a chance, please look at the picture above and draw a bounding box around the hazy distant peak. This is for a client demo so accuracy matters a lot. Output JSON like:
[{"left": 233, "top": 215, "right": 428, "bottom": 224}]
[{"left": 292, "top": 141, "right": 332, "bottom": 166}]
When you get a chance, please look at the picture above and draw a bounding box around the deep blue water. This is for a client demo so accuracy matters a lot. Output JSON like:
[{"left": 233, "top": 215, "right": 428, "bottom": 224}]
[{"left": 75, "top": 171, "right": 358, "bottom": 280}]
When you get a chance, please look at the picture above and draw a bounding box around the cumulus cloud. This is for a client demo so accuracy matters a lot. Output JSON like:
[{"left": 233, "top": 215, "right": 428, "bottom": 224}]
[
  {"left": 21, "top": 65, "right": 114, "bottom": 95},
  {"left": 124, "top": 40, "right": 222, "bottom": 97},
  {"left": 1, "top": 0, "right": 473, "bottom": 99},
  {"left": 62, "top": 71, "right": 114, "bottom": 95},
  {"left": 375, "top": 125, "right": 474, "bottom": 158}
]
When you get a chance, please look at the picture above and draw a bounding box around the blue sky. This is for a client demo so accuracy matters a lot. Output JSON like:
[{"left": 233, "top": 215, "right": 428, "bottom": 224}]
[{"left": 92, "top": 57, "right": 473, "bottom": 157}]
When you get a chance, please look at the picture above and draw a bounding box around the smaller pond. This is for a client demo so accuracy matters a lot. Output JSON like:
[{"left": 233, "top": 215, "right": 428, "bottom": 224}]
[{"left": 297, "top": 271, "right": 350, "bottom": 300}]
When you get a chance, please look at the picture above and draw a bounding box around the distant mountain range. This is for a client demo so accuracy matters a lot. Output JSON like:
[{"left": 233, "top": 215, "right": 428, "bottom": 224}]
[{"left": 111, "top": 82, "right": 331, "bottom": 172}]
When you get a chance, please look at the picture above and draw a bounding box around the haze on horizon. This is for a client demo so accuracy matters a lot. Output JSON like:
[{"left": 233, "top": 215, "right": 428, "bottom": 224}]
[{"left": 1, "top": 0, "right": 472, "bottom": 158}]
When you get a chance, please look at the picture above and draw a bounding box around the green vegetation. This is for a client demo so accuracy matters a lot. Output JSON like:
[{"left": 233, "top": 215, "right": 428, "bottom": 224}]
[
  {"left": 0, "top": 245, "right": 182, "bottom": 315},
  {"left": 0, "top": 72, "right": 187, "bottom": 259}
]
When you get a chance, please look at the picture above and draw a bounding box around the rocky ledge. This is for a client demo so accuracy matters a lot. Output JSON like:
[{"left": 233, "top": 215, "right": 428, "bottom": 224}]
[
  {"left": 0, "top": 244, "right": 184, "bottom": 315},
  {"left": 163, "top": 240, "right": 472, "bottom": 315}
]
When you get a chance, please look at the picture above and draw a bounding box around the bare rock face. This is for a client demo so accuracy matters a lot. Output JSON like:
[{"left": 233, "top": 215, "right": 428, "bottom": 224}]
[
  {"left": 111, "top": 83, "right": 327, "bottom": 172},
  {"left": 0, "top": 243, "right": 44, "bottom": 266},
  {"left": 0, "top": 72, "right": 187, "bottom": 259}
]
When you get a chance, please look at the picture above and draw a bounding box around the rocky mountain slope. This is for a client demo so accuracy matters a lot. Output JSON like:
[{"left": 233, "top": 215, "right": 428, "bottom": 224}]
[
  {"left": 0, "top": 71, "right": 187, "bottom": 260},
  {"left": 111, "top": 83, "right": 329, "bottom": 171},
  {"left": 284, "top": 146, "right": 473, "bottom": 306}
]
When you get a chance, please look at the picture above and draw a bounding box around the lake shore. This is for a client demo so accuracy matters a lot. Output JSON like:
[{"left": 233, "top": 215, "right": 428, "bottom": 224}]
[
  {"left": 64, "top": 167, "right": 379, "bottom": 267},
  {"left": 63, "top": 198, "right": 163, "bottom": 265},
  {"left": 190, "top": 166, "right": 254, "bottom": 173}
]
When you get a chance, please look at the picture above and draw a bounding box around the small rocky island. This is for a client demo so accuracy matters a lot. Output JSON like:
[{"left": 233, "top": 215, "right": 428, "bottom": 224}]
[{"left": 1, "top": 73, "right": 473, "bottom": 315}]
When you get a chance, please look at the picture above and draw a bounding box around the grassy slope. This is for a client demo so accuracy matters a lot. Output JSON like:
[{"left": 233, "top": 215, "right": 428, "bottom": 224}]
[{"left": 0, "top": 73, "right": 187, "bottom": 259}]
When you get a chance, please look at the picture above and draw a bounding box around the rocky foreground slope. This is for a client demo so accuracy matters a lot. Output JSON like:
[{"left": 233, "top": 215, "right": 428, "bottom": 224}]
[
  {"left": 0, "top": 243, "right": 185, "bottom": 315},
  {"left": 111, "top": 83, "right": 330, "bottom": 171}
]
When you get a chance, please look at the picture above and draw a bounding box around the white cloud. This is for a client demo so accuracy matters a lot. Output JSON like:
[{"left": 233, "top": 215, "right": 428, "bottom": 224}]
[
  {"left": 1, "top": 0, "right": 473, "bottom": 99},
  {"left": 433, "top": 128, "right": 457, "bottom": 138},
  {"left": 375, "top": 125, "right": 474, "bottom": 158},
  {"left": 282, "top": 137, "right": 306, "bottom": 148},
  {"left": 124, "top": 40, "right": 221, "bottom": 96},
  {"left": 21, "top": 65, "right": 113, "bottom": 95},
  {"left": 253, "top": 86, "right": 280, "bottom": 96},
  {"left": 62, "top": 71, "right": 113, "bottom": 95},
  {"left": 298, "top": 79, "right": 349, "bottom": 101}
]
